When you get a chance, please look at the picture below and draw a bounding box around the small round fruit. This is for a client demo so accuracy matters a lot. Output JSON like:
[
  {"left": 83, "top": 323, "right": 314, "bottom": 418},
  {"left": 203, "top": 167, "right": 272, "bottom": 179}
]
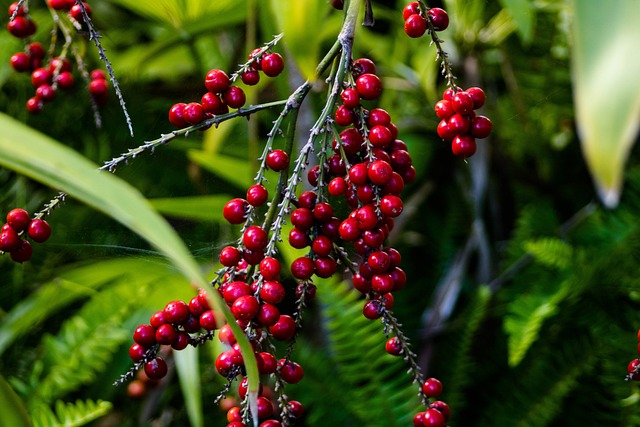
[
  {"left": 241, "top": 68, "right": 260, "bottom": 85},
  {"left": 204, "top": 69, "right": 230, "bottom": 93},
  {"left": 144, "top": 357, "right": 168, "bottom": 380},
  {"left": 404, "top": 14, "right": 427, "bottom": 38},
  {"left": 0, "top": 227, "right": 21, "bottom": 252},
  {"left": 10, "top": 52, "right": 30, "bottom": 72},
  {"left": 427, "top": 7, "right": 449, "bottom": 31},
  {"left": 168, "top": 103, "right": 188, "bottom": 127},
  {"left": 223, "top": 86, "right": 246, "bottom": 109},
  {"left": 266, "top": 149, "right": 289, "bottom": 171},
  {"left": 355, "top": 73, "right": 383, "bottom": 100},
  {"left": 451, "top": 135, "right": 477, "bottom": 158},
  {"left": 470, "top": 115, "right": 493, "bottom": 139},
  {"left": 163, "top": 300, "right": 190, "bottom": 324},
  {"left": 243, "top": 225, "right": 268, "bottom": 251},
  {"left": 278, "top": 360, "right": 304, "bottom": 384},
  {"left": 269, "top": 314, "right": 296, "bottom": 341},
  {"left": 56, "top": 71, "right": 75, "bottom": 90},
  {"left": 466, "top": 86, "right": 486, "bottom": 109},
  {"left": 385, "top": 337, "right": 402, "bottom": 356},
  {"left": 27, "top": 219, "right": 51, "bottom": 243},
  {"left": 451, "top": 91, "right": 474, "bottom": 115},
  {"left": 10, "top": 240, "right": 32, "bottom": 263},
  {"left": 341, "top": 88, "right": 360, "bottom": 108},
  {"left": 182, "top": 102, "right": 205, "bottom": 125},
  {"left": 422, "top": 377, "right": 443, "bottom": 398},
  {"left": 290, "top": 256, "right": 315, "bottom": 280},
  {"left": 231, "top": 295, "right": 260, "bottom": 321},
  {"left": 353, "top": 58, "right": 376, "bottom": 77},
  {"left": 7, "top": 208, "right": 31, "bottom": 231},
  {"left": 261, "top": 53, "right": 285, "bottom": 77},
  {"left": 89, "top": 79, "right": 109, "bottom": 97}
]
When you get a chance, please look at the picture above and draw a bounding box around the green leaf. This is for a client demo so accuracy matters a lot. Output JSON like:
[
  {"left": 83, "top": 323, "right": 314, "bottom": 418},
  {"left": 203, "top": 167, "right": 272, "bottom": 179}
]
[
  {"left": 504, "top": 280, "right": 571, "bottom": 366},
  {"left": 0, "top": 374, "right": 32, "bottom": 427},
  {"left": 188, "top": 150, "right": 252, "bottom": 189},
  {"left": 571, "top": 0, "right": 640, "bottom": 207},
  {"left": 174, "top": 346, "right": 202, "bottom": 427},
  {"left": 497, "top": 0, "right": 534, "bottom": 44},
  {"left": 0, "top": 113, "right": 259, "bottom": 420},
  {"left": 150, "top": 195, "right": 230, "bottom": 221},
  {"left": 523, "top": 238, "right": 573, "bottom": 270}
]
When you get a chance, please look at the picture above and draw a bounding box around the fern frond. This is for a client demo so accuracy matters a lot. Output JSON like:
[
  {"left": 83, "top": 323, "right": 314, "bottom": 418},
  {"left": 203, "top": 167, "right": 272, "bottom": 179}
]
[
  {"left": 31, "top": 399, "right": 111, "bottom": 427},
  {"left": 504, "top": 279, "right": 571, "bottom": 367},
  {"left": 523, "top": 237, "right": 573, "bottom": 270}
]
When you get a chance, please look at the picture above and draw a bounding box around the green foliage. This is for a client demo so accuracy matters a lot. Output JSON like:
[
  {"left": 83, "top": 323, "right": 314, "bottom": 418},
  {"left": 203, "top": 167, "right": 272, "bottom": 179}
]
[{"left": 30, "top": 399, "right": 112, "bottom": 427}]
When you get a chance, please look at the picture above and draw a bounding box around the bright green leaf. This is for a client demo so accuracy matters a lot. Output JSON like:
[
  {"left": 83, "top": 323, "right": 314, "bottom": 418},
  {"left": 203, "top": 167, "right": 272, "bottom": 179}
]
[
  {"left": 572, "top": 0, "right": 640, "bottom": 207},
  {"left": 498, "top": 0, "right": 534, "bottom": 44},
  {"left": 188, "top": 150, "right": 252, "bottom": 189},
  {"left": 150, "top": 195, "right": 230, "bottom": 221},
  {"left": 0, "top": 374, "right": 31, "bottom": 427}
]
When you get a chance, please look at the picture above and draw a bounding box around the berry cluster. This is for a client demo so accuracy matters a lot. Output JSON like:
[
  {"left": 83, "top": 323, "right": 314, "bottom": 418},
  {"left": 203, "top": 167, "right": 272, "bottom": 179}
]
[
  {"left": 413, "top": 378, "right": 450, "bottom": 427},
  {"left": 168, "top": 50, "right": 284, "bottom": 128},
  {"left": 7, "top": 1, "right": 107, "bottom": 114},
  {"left": 0, "top": 208, "right": 51, "bottom": 263},
  {"left": 403, "top": 2, "right": 449, "bottom": 38},
  {"left": 435, "top": 87, "right": 493, "bottom": 158}
]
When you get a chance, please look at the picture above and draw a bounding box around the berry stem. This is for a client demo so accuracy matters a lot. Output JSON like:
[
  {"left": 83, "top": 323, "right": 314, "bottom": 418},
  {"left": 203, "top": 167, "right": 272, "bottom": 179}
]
[
  {"left": 73, "top": 0, "right": 135, "bottom": 137},
  {"left": 418, "top": 1, "right": 458, "bottom": 89},
  {"left": 8, "top": 0, "right": 26, "bottom": 22},
  {"left": 230, "top": 33, "right": 285, "bottom": 82}
]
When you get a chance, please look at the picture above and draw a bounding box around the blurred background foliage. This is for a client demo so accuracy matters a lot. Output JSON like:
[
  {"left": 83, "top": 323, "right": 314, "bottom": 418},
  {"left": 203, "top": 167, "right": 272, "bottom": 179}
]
[{"left": 1, "top": 0, "right": 640, "bottom": 426}]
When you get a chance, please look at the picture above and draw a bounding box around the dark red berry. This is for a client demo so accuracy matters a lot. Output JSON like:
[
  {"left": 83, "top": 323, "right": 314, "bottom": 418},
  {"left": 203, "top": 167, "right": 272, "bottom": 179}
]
[
  {"left": 427, "top": 7, "right": 449, "bottom": 31},
  {"left": 368, "top": 160, "right": 393, "bottom": 186},
  {"left": 431, "top": 401, "right": 451, "bottom": 421},
  {"left": 70, "top": 2, "right": 92, "bottom": 22},
  {"left": 422, "top": 408, "right": 445, "bottom": 427},
  {"left": 269, "top": 314, "right": 296, "bottom": 341},
  {"left": 314, "top": 256, "right": 337, "bottom": 278},
  {"left": 362, "top": 300, "right": 383, "bottom": 319},
  {"left": 26, "top": 97, "right": 43, "bottom": 114},
  {"left": 369, "top": 125, "right": 393, "bottom": 148},
  {"left": 223, "top": 86, "right": 246, "bottom": 109},
  {"left": 422, "top": 377, "right": 443, "bottom": 398},
  {"left": 223, "top": 198, "right": 249, "bottom": 224},
  {"left": 164, "top": 300, "right": 190, "bottom": 324},
  {"left": 331, "top": 0, "right": 345, "bottom": 9},
  {"left": 7, "top": 16, "right": 35, "bottom": 38},
  {"left": 259, "top": 257, "right": 281, "bottom": 280},
  {"left": 144, "top": 357, "right": 168, "bottom": 380},
  {"left": 0, "top": 227, "right": 21, "bottom": 252},
  {"left": 334, "top": 105, "right": 354, "bottom": 126},
  {"left": 328, "top": 177, "right": 348, "bottom": 196},
  {"left": 451, "top": 134, "right": 477, "bottom": 158},
  {"left": 8, "top": 2, "right": 26, "bottom": 16},
  {"left": 168, "top": 103, "right": 188, "bottom": 127},
  {"left": 199, "top": 310, "right": 218, "bottom": 330},
  {"left": 356, "top": 73, "right": 383, "bottom": 100},
  {"left": 56, "top": 71, "right": 75, "bottom": 90},
  {"left": 241, "top": 68, "right": 260, "bottom": 85},
  {"left": 10, "top": 53, "right": 30, "bottom": 72},
  {"left": 155, "top": 323, "right": 178, "bottom": 345},
  {"left": 6, "top": 208, "right": 30, "bottom": 231},
  {"left": 278, "top": 359, "right": 304, "bottom": 384},
  {"left": 385, "top": 337, "right": 402, "bottom": 356},
  {"left": 182, "top": 102, "right": 205, "bottom": 125},
  {"left": 219, "top": 246, "right": 242, "bottom": 267},
  {"left": 451, "top": 91, "right": 474, "bottom": 115},
  {"left": 288, "top": 227, "right": 309, "bottom": 249},
  {"left": 404, "top": 14, "right": 427, "bottom": 38},
  {"left": 223, "top": 281, "right": 252, "bottom": 304},
  {"left": 353, "top": 58, "right": 376, "bottom": 77},
  {"left": 231, "top": 295, "right": 260, "bottom": 321},
  {"left": 266, "top": 149, "right": 289, "bottom": 171},
  {"left": 133, "top": 324, "right": 156, "bottom": 347},
  {"left": 260, "top": 280, "right": 286, "bottom": 304},
  {"left": 9, "top": 240, "right": 32, "bottom": 263},
  {"left": 27, "top": 219, "right": 51, "bottom": 243},
  {"left": 403, "top": 2, "right": 421, "bottom": 20},
  {"left": 129, "top": 343, "right": 147, "bottom": 362},
  {"left": 36, "top": 84, "right": 56, "bottom": 102},
  {"left": 470, "top": 115, "right": 493, "bottom": 139},
  {"left": 204, "top": 69, "right": 230, "bottom": 93},
  {"left": 261, "top": 53, "right": 285, "bottom": 77},
  {"left": 380, "top": 195, "right": 404, "bottom": 217},
  {"left": 31, "top": 68, "right": 53, "bottom": 88},
  {"left": 466, "top": 86, "right": 486, "bottom": 109},
  {"left": 291, "top": 256, "right": 315, "bottom": 280},
  {"left": 243, "top": 225, "right": 268, "bottom": 251},
  {"left": 341, "top": 88, "right": 360, "bottom": 108},
  {"left": 89, "top": 79, "right": 109, "bottom": 97}
]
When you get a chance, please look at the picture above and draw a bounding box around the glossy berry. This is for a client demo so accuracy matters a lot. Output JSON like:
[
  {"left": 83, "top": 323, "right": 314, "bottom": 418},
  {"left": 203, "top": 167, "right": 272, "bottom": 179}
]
[
  {"left": 155, "top": 323, "right": 178, "bottom": 345},
  {"left": 434, "top": 100, "right": 455, "bottom": 120},
  {"left": 470, "top": 115, "right": 493, "bottom": 139},
  {"left": 231, "top": 295, "right": 260, "bottom": 321},
  {"left": 328, "top": 177, "right": 348, "bottom": 196},
  {"left": 260, "top": 280, "right": 286, "bottom": 304},
  {"left": 368, "top": 160, "right": 393, "bottom": 186},
  {"left": 8, "top": 2, "right": 26, "bottom": 16},
  {"left": 0, "top": 227, "right": 21, "bottom": 252},
  {"left": 144, "top": 357, "right": 168, "bottom": 380},
  {"left": 369, "top": 125, "right": 393, "bottom": 148},
  {"left": 385, "top": 337, "right": 402, "bottom": 356},
  {"left": 362, "top": 300, "right": 383, "bottom": 319},
  {"left": 353, "top": 58, "right": 376, "bottom": 77},
  {"left": 448, "top": 113, "right": 471, "bottom": 135},
  {"left": 7, "top": 208, "right": 31, "bottom": 231},
  {"left": 404, "top": 14, "right": 427, "bottom": 38},
  {"left": 341, "top": 88, "right": 360, "bottom": 108},
  {"left": 133, "top": 324, "right": 156, "bottom": 347},
  {"left": 49, "top": 0, "right": 75, "bottom": 10},
  {"left": 128, "top": 343, "right": 147, "bottom": 362},
  {"left": 10, "top": 240, "right": 32, "bottom": 263},
  {"left": 205, "top": 69, "right": 230, "bottom": 93},
  {"left": 10, "top": 53, "right": 30, "bottom": 72},
  {"left": 427, "top": 7, "right": 449, "bottom": 31},
  {"left": 466, "top": 86, "right": 486, "bottom": 109},
  {"left": 199, "top": 310, "right": 218, "bottom": 330},
  {"left": 278, "top": 359, "right": 304, "bottom": 384},
  {"left": 181, "top": 102, "right": 205, "bottom": 125},
  {"left": 243, "top": 226, "right": 268, "bottom": 251},
  {"left": 31, "top": 68, "right": 53, "bottom": 88},
  {"left": 27, "top": 219, "right": 51, "bottom": 243},
  {"left": 26, "top": 97, "right": 43, "bottom": 114},
  {"left": 219, "top": 246, "right": 241, "bottom": 267},
  {"left": 261, "top": 53, "right": 285, "bottom": 77},
  {"left": 269, "top": 314, "right": 296, "bottom": 341},
  {"left": 70, "top": 3, "right": 92, "bottom": 23},
  {"left": 422, "top": 377, "right": 443, "bottom": 398},
  {"left": 266, "top": 149, "right": 289, "bottom": 171},
  {"left": 451, "top": 91, "right": 474, "bottom": 115},
  {"left": 355, "top": 73, "right": 383, "bottom": 100},
  {"left": 451, "top": 135, "right": 477, "bottom": 158},
  {"left": 288, "top": 227, "right": 309, "bottom": 249},
  {"left": 431, "top": 401, "right": 451, "bottom": 421},
  {"left": 291, "top": 256, "right": 315, "bottom": 280},
  {"left": 223, "top": 198, "right": 248, "bottom": 224},
  {"left": 380, "top": 195, "right": 404, "bottom": 217},
  {"left": 402, "top": 2, "right": 421, "bottom": 20},
  {"left": 7, "top": 16, "right": 35, "bottom": 38},
  {"left": 259, "top": 257, "right": 281, "bottom": 280},
  {"left": 36, "top": 84, "right": 57, "bottom": 102},
  {"left": 89, "top": 79, "right": 109, "bottom": 97},
  {"left": 56, "top": 72, "right": 75, "bottom": 90},
  {"left": 164, "top": 300, "right": 190, "bottom": 324},
  {"left": 422, "top": 408, "right": 445, "bottom": 427},
  {"left": 223, "top": 86, "right": 246, "bottom": 109},
  {"left": 168, "top": 103, "right": 188, "bottom": 127},
  {"left": 241, "top": 68, "right": 260, "bottom": 85},
  {"left": 334, "top": 105, "right": 354, "bottom": 126}
]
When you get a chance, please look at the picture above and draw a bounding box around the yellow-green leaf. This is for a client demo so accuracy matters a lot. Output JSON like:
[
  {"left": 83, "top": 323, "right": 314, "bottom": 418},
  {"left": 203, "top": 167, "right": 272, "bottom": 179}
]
[
  {"left": 571, "top": 0, "right": 640, "bottom": 207},
  {"left": 0, "top": 374, "right": 31, "bottom": 427}
]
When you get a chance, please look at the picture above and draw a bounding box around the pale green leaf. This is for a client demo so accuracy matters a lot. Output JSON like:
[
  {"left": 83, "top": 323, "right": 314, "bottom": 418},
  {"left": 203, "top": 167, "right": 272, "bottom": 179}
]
[
  {"left": 572, "top": 0, "right": 640, "bottom": 207},
  {"left": 0, "top": 374, "right": 32, "bottom": 427},
  {"left": 150, "top": 195, "right": 230, "bottom": 221},
  {"left": 498, "top": 0, "right": 534, "bottom": 44},
  {"left": 188, "top": 150, "right": 252, "bottom": 189},
  {"left": 174, "top": 346, "right": 202, "bottom": 427}
]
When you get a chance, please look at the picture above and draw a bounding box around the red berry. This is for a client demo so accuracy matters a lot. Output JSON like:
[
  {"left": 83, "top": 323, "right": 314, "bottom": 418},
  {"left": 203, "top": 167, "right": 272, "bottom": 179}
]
[
  {"left": 466, "top": 86, "right": 486, "bottom": 109},
  {"left": 199, "top": 310, "right": 218, "bottom": 330},
  {"left": 144, "top": 357, "right": 168, "bottom": 380},
  {"left": 380, "top": 195, "right": 404, "bottom": 217},
  {"left": 451, "top": 91, "right": 474, "bottom": 115},
  {"left": 222, "top": 281, "right": 252, "bottom": 304},
  {"left": 362, "top": 299, "right": 383, "bottom": 319},
  {"left": 431, "top": 401, "right": 451, "bottom": 421},
  {"left": 261, "top": 53, "right": 285, "bottom": 77},
  {"left": 49, "top": 0, "right": 74, "bottom": 10},
  {"left": 451, "top": 134, "right": 477, "bottom": 158},
  {"left": 313, "top": 202, "right": 333, "bottom": 222},
  {"left": 368, "top": 160, "right": 393, "bottom": 186},
  {"left": 8, "top": 2, "right": 26, "bottom": 16},
  {"left": 369, "top": 125, "right": 393, "bottom": 148},
  {"left": 422, "top": 377, "right": 443, "bottom": 398},
  {"left": 341, "top": 88, "right": 360, "bottom": 109},
  {"left": 291, "top": 256, "right": 315, "bottom": 280},
  {"left": 168, "top": 103, "right": 188, "bottom": 127},
  {"left": 334, "top": 105, "right": 354, "bottom": 126},
  {"left": 10, "top": 53, "right": 30, "bottom": 72},
  {"left": 27, "top": 219, "right": 51, "bottom": 243},
  {"left": 201, "top": 92, "right": 226, "bottom": 114},
  {"left": 437, "top": 119, "right": 455, "bottom": 140},
  {"left": 164, "top": 300, "right": 190, "bottom": 324},
  {"left": 311, "top": 235, "right": 333, "bottom": 257},
  {"left": 404, "top": 14, "right": 427, "bottom": 38},
  {"left": 223, "top": 198, "right": 248, "bottom": 224},
  {"left": 259, "top": 257, "right": 281, "bottom": 280},
  {"left": 7, "top": 16, "right": 35, "bottom": 38},
  {"left": 266, "top": 149, "right": 289, "bottom": 171},
  {"left": 133, "top": 324, "right": 156, "bottom": 347},
  {"left": 470, "top": 115, "right": 493, "bottom": 139},
  {"left": 31, "top": 68, "right": 53, "bottom": 88},
  {"left": 155, "top": 323, "right": 178, "bottom": 345},
  {"left": 314, "top": 256, "right": 337, "bottom": 278},
  {"left": 241, "top": 68, "right": 260, "bottom": 85},
  {"left": 231, "top": 295, "right": 260, "bottom": 321},
  {"left": 328, "top": 177, "right": 347, "bottom": 196},
  {"left": 259, "top": 351, "right": 277, "bottom": 374},
  {"left": 89, "top": 79, "right": 109, "bottom": 97},
  {"left": 205, "top": 69, "right": 230, "bottom": 93},
  {"left": 49, "top": 57, "right": 72, "bottom": 74},
  {"left": 259, "top": 280, "right": 285, "bottom": 304},
  {"left": 269, "top": 314, "right": 296, "bottom": 341},
  {"left": 385, "top": 337, "right": 402, "bottom": 356},
  {"left": 427, "top": 7, "right": 449, "bottom": 31},
  {"left": 448, "top": 113, "right": 471, "bottom": 135},
  {"left": 356, "top": 73, "right": 383, "bottom": 100},
  {"left": 56, "top": 71, "right": 75, "bottom": 90},
  {"left": 70, "top": 3, "right": 92, "bottom": 23},
  {"left": 243, "top": 226, "right": 268, "bottom": 251},
  {"left": 129, "top": 343, "right": 147, "bottom": 362},
  {"left": 0, "top": 227, "right": 21, "bottom": 252},
  {"left": 403, "top": 2, "right": 421, "bottom": 20},
  {"left": 219, "top": 246, "right": 242, "bottom": 267},
  {"left": 36, "top": 84, "right": 57, "bottom": 102},
  {"left": 413, "top": 412, "right": 426, "bottom": 427},
  {"left": 288, "top": 400, "right": 304, "bottom": 418},
  {"left": 368, "top": 108, "right": 391, "bottom": 127},
  {"left": 353, "top": 58, "right": 376, "bottom": 77},
  {"left": 223, "top": 86, "right": 246, "bottom": 109},
  {"left": 182, "top": 102, "right": 205, "bottom": 125},
  {"left": 9, "top": 239, "right": 31, "bottom": 263},
  {"left": 288, "top": 227, "right": 309, "bottom": 249},
  {"left": 434, "top": 99, "right": 455, "bottom": 120},
  {"left": 278, "top": 359, "right": 304, "bottom": 384},
  {"left": 7, "top": 209, "right": 30, "bottom": 231}
]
